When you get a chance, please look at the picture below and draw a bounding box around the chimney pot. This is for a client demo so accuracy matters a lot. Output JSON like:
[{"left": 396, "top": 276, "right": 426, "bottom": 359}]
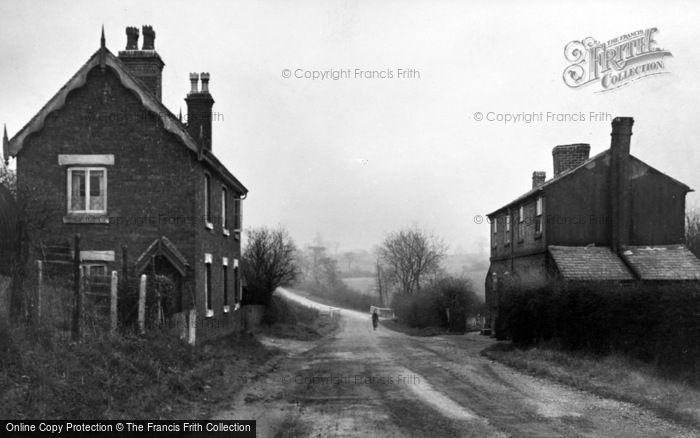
[
  {"left": 125, "top": 26, "right": 139, "bottom": 50},
  {"left": 552, "top": 143, "right": 590, "bottom": 176},
  {"left": 532, "top": 171, "right": 546, "bottom": 189},
  {"left": 142, "top": 25, "right": 155, "bottom": 50},
  {"left": 200, "top": 72, "right": 210, "bottom": 93},
  {"left": 189, "top": 73, "right": 200, "bottom": 94}
]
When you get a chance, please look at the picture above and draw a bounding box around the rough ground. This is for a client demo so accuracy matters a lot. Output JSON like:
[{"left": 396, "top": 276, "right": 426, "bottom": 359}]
[{"left": 214, "top": 289, "right": 700, "bottom": 437}]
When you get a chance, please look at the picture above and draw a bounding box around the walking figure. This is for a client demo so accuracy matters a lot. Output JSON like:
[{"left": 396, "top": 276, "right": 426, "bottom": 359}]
[{"left": 372, "top": 309, "right": 379, "bottom": 331}]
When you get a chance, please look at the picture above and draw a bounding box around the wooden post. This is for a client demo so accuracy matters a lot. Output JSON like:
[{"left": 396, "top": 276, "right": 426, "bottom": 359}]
[
  {"left": 36, "top": 260, "right": 43, "bottom": 322},
  {"left": 188, "top": 309, "right": 196, "bottom": 345},
  {"left": 71, "top": 234, "right": 81, "bottom": 341},
  {"left": 138, "top": 274, "right": 147, "bottom": 335},
  {"left": 110, "top": 270, "right": 118, "bottom": 335}
]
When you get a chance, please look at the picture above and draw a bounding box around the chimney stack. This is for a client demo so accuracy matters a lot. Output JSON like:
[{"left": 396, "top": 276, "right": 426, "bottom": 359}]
[
  {"left": 610, "top": 117, "right": 634, "bottom": 253},
  {"left": 125, "top": 26, "right": 139, "bottom": 50},
  {"left": 552, "top": 143, "right": 590, "bottom": 176},
  {"left": 532, "top": 171, "right": 546, "bottom": 189},
  {"left": 185, "top": 72, "right": 215, "bottom": 151},
  {"left": 118, "top": 25, "right": 165, "bottom": 100},
  {"left": 142, "top": 25, "right": 155, "bottom": 50}
]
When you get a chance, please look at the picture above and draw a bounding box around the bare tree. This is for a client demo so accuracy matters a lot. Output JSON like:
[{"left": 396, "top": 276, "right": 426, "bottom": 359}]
[
  {"left": 378, "top": 226, "right": 447, "bottom": 295},
  {"left": 242, "top": 226, "right": 300, "bottom": 306},
  {"left": 342, "top": 251, "right": 355, "bottom": 272}
]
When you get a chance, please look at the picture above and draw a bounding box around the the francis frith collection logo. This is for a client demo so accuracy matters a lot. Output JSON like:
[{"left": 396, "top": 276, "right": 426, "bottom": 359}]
[{"left": 563, "top": 28, "right": 672, "bottom": 92}]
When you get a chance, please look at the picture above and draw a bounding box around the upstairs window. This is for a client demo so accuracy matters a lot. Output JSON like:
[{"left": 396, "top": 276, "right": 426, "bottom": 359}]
[
  {"left": 505, "top": 215, "right": 511, "bottom": 244},
  {"left": 222, "top": 187, "right": 229, "bottom": 233},
  {"left": 535, "top": 197, "right": 543, "bottom": 234},
  {"left": 491, "top": 217, "right": 497, "bottom": 247},
  {"left": 233, "top": 198, "right": 242, "bottom": 232},
  {"left": 204, "top": 174, "right": 212, "bottom": 228},
  {"left": 68, "top": 168, "right": 107, "bottom": 214},
  {"left": 518, "top": 206, "right": 525, "bottom": 241}
]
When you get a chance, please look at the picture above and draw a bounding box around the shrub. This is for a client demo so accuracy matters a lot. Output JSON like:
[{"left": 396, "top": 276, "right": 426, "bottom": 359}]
[
  {"left": 498, "top": 282, "right": 700, "bottom": 376},
  {"left": 392, "top": 276, "right": 481, "bottom": 330}
]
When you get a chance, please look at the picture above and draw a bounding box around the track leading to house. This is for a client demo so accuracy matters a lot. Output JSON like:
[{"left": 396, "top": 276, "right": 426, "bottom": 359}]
[{"left": 216, "top": 288, "right": 698, "bottom": 437}]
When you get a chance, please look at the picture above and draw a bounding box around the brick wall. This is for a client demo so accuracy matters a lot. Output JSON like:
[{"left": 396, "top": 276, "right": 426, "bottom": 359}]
[{"left": 16, "top": 65, "right": 243, "bottom": 339}]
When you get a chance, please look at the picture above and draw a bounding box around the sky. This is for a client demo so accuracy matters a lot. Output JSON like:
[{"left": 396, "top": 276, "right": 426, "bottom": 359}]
[{"left": 1, "top": 0, "right": 699, "bottom": 254}]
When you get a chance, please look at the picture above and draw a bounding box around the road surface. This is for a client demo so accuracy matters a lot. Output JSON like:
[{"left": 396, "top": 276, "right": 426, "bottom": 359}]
[{"left": 216, "top": 288, "right": 698, "bottom": 437}]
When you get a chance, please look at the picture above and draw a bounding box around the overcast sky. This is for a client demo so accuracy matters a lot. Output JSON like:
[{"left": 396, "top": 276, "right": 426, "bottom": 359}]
[{"left": 2, "top": 0, "right": 699, "bottom": 254}]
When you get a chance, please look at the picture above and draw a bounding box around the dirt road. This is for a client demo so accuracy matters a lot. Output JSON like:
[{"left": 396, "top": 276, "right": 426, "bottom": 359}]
[{"left": 216, "top": 289, "right": 699, "bottom": 437}]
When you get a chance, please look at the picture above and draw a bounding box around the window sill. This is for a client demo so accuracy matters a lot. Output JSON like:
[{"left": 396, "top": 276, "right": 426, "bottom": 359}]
[
  {"left": 205, "top": 222, "right": 214, "bottom": 230},
  {"left": 234, "top": 302, "right": 241, "bottom": 311},
  {"left": 223, "top": 305, "right": 230, "bottom": 314},
  {"left": 205, "top": 309, "right": 214, "bottom": 318},
  {"left": 63, "top": 214, "right": 109, "bottom": 224},
  {"left": 223, "top": 228, "right": 230, "bottom": 237}
]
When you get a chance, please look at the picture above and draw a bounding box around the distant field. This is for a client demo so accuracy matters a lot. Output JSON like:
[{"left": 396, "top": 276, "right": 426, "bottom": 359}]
[{"left": 342, "top": 277, "right": 376, "bottom": 296}]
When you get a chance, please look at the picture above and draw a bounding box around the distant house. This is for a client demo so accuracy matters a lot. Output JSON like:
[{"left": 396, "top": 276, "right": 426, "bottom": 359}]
[
  {"left": 485, "top": 117, "right": 700, "bottom": 333},
  {"left": 3, "top": 26, "right": 248, "bottom": 341}
]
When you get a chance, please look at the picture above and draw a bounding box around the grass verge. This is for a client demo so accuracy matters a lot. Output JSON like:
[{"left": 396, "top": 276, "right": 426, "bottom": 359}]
[
  {"left": 482, "top": 342, "right": 700, "bottom": 429},
  {"left": 0, "top": 296, "right": 338, "bottom": 419}
]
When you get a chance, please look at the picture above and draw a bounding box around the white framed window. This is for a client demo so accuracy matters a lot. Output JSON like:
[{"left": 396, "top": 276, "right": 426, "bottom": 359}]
[
  {"left": 535, "top": 197, "right": 543, "bottom": 234},
  {"left": 204, "top": 253, "right": 213, "bottom": 317},
  {"left": 82, "top": 263, "right": 107, "bottom": 277},
  {"left": 518, "top": 206, "right": 525, "bottom": 241},
  {"left": 233, "top": 198, "right": 242, "bottom": 233},
  {"left": 222, "top": 187, "right": 229, "bottom": 235},
  {"left": 233, "top": 258, "right": 241, "bottom": 305},
  {"left": 223, "top": 257, "right": 230, "bottom": 313},
  {"left": 67, "top": 167, "right": 107, "bottom": 214},
  {"left": 505, "top": 215, "right": 511, "bottom": 244},
  {"left": 204, "top": 174, "right": 213, "bottom": 229}
]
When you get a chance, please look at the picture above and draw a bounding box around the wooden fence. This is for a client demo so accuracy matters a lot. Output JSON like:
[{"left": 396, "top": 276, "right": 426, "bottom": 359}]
[{"left": 35, "top": 235, "right": 159, "bottom": 340}]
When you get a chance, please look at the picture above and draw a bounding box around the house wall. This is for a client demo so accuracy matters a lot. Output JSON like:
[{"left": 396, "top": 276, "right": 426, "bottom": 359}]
[
  {"left": 629, "top": 164, "right": 686, "bottom": 245},
  {"left": 15, "top": 66, "right": 246, "bottom": 339},
  {"left": 192, "top": 166, "right": 244, "bottom": 340},
  {"left": 546, "top": 155, "right": 612, "bottom": 246}
]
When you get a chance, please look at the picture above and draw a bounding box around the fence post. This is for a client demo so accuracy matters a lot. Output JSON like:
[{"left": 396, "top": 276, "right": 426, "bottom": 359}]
[
  {"left": 110, "top": 270, "right": 118, "bottom": 335},
  {"left": 188, "top": 309, "right": 196, "bottom": 345},
  {"left": 138, "top": 274, "right": 147, "bottom": 335},
  {"left": 36, "top": 260, "right": 43, "bottom": 322},
  {"left": 71, "top": 234, "right": 81, "bottom": 341}
]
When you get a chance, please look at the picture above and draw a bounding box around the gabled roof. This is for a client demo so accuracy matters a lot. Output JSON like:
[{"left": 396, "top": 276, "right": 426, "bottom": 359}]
[
  {"left": 548, "top": 245, "right": 635, "bottom": 281},
  {"left": 135, "top": 236, "right": 189, "bottom": 276},
  {"left": 621, "top": 245, "right": 700, "bottom": 280},
  {"left": 487, "top": 150, "right": 691, "bottom": 217},
  {"left": 7, "top": 45, "right": 247, "bottom": 195}
]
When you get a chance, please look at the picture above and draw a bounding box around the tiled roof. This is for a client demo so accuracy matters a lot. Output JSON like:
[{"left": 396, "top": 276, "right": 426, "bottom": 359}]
[
  {"left": 548, "top": 245, "right": 635, "bottom": 281},
  {"left": 487, "top": 152, "right": 691, "bottom": 217},
  {"left": 621, "top": 245, "right": 700, "bottom": 280}
]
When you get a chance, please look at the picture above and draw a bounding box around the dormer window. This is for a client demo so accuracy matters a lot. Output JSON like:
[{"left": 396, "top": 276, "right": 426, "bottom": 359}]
[{"left": 68, "top": 168, "right": 107, "bottom": 214}]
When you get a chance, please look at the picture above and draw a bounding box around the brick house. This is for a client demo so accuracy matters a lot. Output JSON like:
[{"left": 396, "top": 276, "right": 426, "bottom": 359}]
[
  {"left": 485, "top": 117, "right": 700, "bottom": 333},
  {"left": 3, "top": 26, "right": 248, "bottom": 341}
]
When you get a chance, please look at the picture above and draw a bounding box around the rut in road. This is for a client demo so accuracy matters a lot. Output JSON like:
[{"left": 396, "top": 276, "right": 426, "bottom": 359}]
[{"left": 215, "top": 289, "right": 700, "bottom": 438}]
